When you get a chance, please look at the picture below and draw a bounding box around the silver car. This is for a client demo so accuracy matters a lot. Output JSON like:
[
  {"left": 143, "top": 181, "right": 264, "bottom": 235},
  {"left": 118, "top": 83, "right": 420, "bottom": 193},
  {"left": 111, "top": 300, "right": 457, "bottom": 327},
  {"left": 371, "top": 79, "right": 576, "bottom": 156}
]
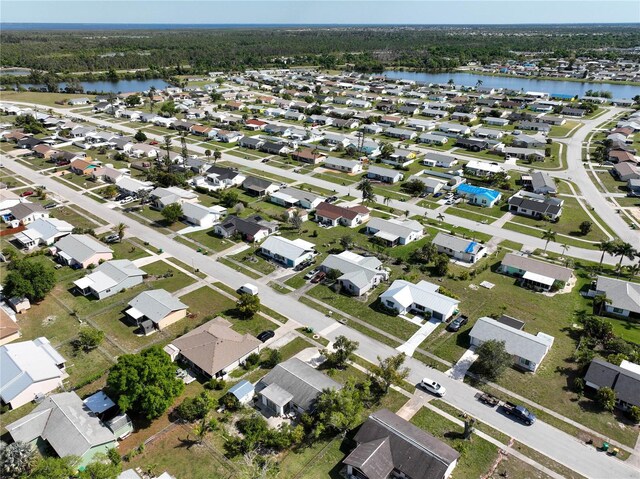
[{"left": 420, "top": 378, "right": 447, "bottom": 397}]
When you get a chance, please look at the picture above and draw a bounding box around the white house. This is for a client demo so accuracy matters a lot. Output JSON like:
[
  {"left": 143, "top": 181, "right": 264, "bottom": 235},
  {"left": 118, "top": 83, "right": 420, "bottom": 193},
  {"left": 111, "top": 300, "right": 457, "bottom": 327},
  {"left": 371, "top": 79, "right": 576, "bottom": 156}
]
[
  {"left": 259, "top": 236, "right": 316, "bottom": 268},
  {"left": 319, "top": 251, "right": 389, "bottom": 296},
  {"left": 13, "top": 218, "right": 73, "bottom": 250},
  {"left": 380, "top": 279, "right": 460, "bottom": 322},
  {"left": 367, "top": 165, "right": 404, "bottom": 184},
  {"left": 181, "top": 203, "right": 227, "bottom": 228},
  {"left": 365, "top": 217, "right": 423, "bottom": 245},
  {"left": 73, "top": 260, "right": 146, "bottom": 300},
  {"left": 324, "top": 157, "right": 363, "bottom": 174},
  {"left": 269, "top": 187, "right": 325, "bottom": 210}
]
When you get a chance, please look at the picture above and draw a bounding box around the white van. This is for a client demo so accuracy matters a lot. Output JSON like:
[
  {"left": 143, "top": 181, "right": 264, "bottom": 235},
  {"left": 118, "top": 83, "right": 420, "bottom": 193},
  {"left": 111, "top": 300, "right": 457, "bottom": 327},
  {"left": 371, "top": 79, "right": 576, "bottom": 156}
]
[{"left": 238, "top": 283, "right": 259, "bottom": 296}]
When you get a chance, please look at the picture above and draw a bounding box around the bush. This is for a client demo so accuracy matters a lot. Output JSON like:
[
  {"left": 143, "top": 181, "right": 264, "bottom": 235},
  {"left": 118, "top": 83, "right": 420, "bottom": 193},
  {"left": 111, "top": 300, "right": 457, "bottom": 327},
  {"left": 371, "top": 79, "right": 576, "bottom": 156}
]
[
  {"left": 596, "top": 387, "right": 616, "bottom": 412},
  {"left": 243, "top": 352, "right": 260, "bottom": 369},
  {"left": 206, "top": 378, "right": 226, "bottom": 390},
  {"left": 627, "top": 405, "right": 640, "bottom": 424}
]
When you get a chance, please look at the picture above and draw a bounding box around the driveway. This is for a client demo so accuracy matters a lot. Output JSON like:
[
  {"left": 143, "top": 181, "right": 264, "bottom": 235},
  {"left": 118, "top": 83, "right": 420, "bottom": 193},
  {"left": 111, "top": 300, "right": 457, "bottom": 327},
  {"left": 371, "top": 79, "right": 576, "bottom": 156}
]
[{"left": 396, "top": 318, "right": 441, "bottom": 356}]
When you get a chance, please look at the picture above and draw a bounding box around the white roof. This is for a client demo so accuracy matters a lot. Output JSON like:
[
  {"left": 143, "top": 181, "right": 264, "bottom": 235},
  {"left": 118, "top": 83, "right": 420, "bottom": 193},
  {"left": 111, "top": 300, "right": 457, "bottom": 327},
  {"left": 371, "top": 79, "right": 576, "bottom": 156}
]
[
  {"left": 127, "top": 289, "right": 187, "bottom": 324},
  {"left": 366, "top": 217, "right": 423, "bottom": 240},
  {"left": 465, "top": 160, "right": 502, "bottom": 173},
  {"left": 522, "top": 270, "right": 555, "bottom": 287},
  {"left": 261, "top": 236, "right": 315, "bottom": 261},
  {"left": 380, "top": 280, "right": 459, "bottom": 316}
]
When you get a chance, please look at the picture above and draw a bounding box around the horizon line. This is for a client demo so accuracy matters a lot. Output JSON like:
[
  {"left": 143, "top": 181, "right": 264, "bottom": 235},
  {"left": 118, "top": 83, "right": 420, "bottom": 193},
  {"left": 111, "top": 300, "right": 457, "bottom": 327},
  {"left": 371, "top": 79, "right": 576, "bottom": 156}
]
[{"left": 2, "top": 21, "right": 639, "bottom": 26}]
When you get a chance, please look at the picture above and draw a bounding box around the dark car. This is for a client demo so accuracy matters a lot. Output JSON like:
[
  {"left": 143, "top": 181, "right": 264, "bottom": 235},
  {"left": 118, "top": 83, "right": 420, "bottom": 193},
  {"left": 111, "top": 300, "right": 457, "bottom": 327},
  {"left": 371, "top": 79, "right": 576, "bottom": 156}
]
[
  {"left": 311, "top": 271, "right": 326, "bottom": 284},
  {"left": 257, "top": 330, "right": 275, "bottom": 342},
  {"left": 446, "top": 315, "right": 469, "bottom": 332},
  {"left": 44, "top": 202, "right": 57, "bottom": 210}
]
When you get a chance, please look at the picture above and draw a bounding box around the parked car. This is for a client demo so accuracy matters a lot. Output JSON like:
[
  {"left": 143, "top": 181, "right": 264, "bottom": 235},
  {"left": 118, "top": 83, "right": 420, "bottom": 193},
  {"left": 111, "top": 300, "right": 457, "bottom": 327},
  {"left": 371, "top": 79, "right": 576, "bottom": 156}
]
[
  {"left": 311, "top": 271, "right": 326, "bottom": 284},
  {"left": 261, "top": 158, "right": 270, "bottom": 163},
  {"left": 103, "top": 234, "right": 121, "bottom": 244},
  {"left": 20, "top": 190, "right": 34, "bottom": 197},
  {"left": 149, "top": 140, "right": 159, "bottom": 145},
  {"left": 420, "top": 378, "right": 446, "bottom": 397},
  {"left": 502, "top": 402, "right": 536, "bottom": 425},
  {"left": 44, "top": 202, "right": 57, "bottom": 210},
  {"left": 446, "top": 315, "right": 469, "bottom": 332},
  {"left": 237, "top": 283, "right": 259, "bottom": 296},
  {"left": 304, "top": 269, "right": 319, "bottom": 280},
  {"left": 257, "top": 330, "right": 275, "bottom": 342},
  {"left": 120, "top": 196, "right": 135, "bottom": 205}
]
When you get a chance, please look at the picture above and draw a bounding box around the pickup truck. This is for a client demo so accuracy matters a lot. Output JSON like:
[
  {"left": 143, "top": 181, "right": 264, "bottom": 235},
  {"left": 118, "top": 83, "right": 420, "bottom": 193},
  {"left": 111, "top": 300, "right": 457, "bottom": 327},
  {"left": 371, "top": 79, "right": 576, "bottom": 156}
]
[{"left": 502, "top": 401, "right": 536, "bottom": 425}]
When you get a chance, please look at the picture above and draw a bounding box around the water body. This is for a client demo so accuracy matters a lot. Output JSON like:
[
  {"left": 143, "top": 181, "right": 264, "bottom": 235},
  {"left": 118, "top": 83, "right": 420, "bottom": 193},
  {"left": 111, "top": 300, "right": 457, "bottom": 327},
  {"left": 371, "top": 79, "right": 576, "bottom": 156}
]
[
  {"left": 383, "top": 70, "right": 640, "bottom": 99},
  {"left": 19, "top": 79, "right": 171, "bottom": 94}
]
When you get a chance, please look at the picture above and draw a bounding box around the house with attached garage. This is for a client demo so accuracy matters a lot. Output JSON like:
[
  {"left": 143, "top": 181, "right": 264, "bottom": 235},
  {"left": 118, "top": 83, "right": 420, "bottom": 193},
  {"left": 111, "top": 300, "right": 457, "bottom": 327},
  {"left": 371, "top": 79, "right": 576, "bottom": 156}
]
[
  {"left": 13, "top": 218, "right": 73, "bottom": 250},
  {"left": 384, "top": 127, "right": 417, "bottom": 140},
  {"left": 523, "top": 171, "right": 557, "bottom": 195},
  {"left": 367, "top": 165, "right": 404, "bottom": 184},
  {"left": 344, "top": 408, "right": 460, "bottom": 479},
  {"left": 238, "top": 136, "right": 264, "bottom": 150},
  {"left": 181, "top": 202, "right": 227, "bottom": 228},
  {"left": 198, "top": 165, "right": 246, "bottom": 191},
  {"left": 73, "top": 260, "right": 146, "bottom": 300},
  {"left": 6, "top": 392, "right": 117, "bottom": 468},
  {"left": 589, "top": 276, "right": 640, "bottom": 318},
  {"left": 408, "top": 175, "right": 446, "bottom": 195},
  {"left": 464, "top": 160, "right": 503, "bottom": 178},
  {"left": 473, "top": 127, "right": 504, "bottom": 140},
  {"left": 469, "top": 316, "right": 555, "bottom": 373},
  {"left": 584, "top": 359, "right": 640, "bottom": 411},
  {"left": 164, "top": 317, "right": 261, "bottom": 380},
  {"left": 419, "top": 133, "right": 449, "bottom": 145},
  {"left": 270, "top": 187, "right": 325, "bottom": 210},
  {"left": 0, "top": 337, "right": 67, "bottom": 409},
  {"left": 291, "top": 147, "right": 327, "bottom": 165},
  {"left": 259, "top": 236, "right": 316, "bottom": 268},
  {"left": 512, "top": 134, "right": 547, "bottom": 149},
  {"left": 6, "top": 202, "right": 48, "bottom": 228},
  {"left": 319, "top": 251, "right": 389, "bottom": 296},
  {"left": 455, "top": 183, "right": 501, "bottom": 207},
  {"left": 214, "top": 214, "right": 278, "bottom": 242},
  {"left": 503, "top": 146, "right": 546, "bottom": 161},
  {"left": 149, "top": 186, "right": 199, "bottom": 209},
  {"left": 256, "top": 358, "right": 342, "bottom": 416},
  {"left": 518, "top": 121, "right": 551, "bottom": 134},
  {"left": 423, "top": 152, "right": 459, "bottom": 168},
  {"left": 324, "top": 156, "right": 363, "bottom": 174},
  {"left": 499, "top": 253, "right": 573, "bottom": 292},
  {"left": 365, "top": 217, "right": 423, "bottom": 246},
  {"left": 613, "top": 162, "right": 640, "bottom": 182},
  {"left": 114, "top": 176, "right": 154, "bottom": 197},
  {"left": 438, "top": 122, "right": 471, "bottom": 137},
  {"left": 242, "top": 176, "right": 280, "bottom": 197},
  {"left": 125, "top": 289, "right": 188, "bottom": 333},
  {"left": 628, "top": 179, "right": 640, "bottom": 197},
  {"left": 380, "top": 279, "right": 460, "bottom": 322},
  {"left": 315, "top": 202, "right": 370, "bottom": 228},
  {"left": 508, "top": 190, "right": 563, "bottom": 221},
  {"left": 432, "top": 232, "right": 487, "bottom": 264},
  {"left": 53, "top": 234, "right": 113, "bottom": 269},
  {"left": 260, "top": 141, "right": 290, "bottom": 155},
  {"left": 456, "top": 137, "right": 490, "bottom": 152}
]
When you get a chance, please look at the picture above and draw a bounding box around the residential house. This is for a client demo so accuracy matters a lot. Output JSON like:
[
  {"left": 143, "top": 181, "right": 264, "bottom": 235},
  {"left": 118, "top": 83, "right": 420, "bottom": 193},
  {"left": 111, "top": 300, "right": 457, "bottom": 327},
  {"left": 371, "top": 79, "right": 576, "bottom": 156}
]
[
  {"left": 227, "top": 380, "right": 255, "bottom": 405},
  {"left": 474, "top": 127, "right": 504, "bottom": 140},
  {"left": 628, "top": 178, "right": 640, "bottom": 197},
  {"left": 7, "top": 203, "right": 48, "bottom": 228},
  {"left": 73, "top": 260, "right": 146, "bottom": 300},
  {"left": 13, "top": 218, "right": 73, "bottom": 250},
  {"left": 91, "top": 166, "right": 125, "bottom": 184},
  {"left": 518, "top": 121, "right": 551, "bottom": 134},
  {"left": 562, "top": 107, "right": 587, "bottom": 117},
  {"left": 526, "top": 171, "right": 557, "bottom": 195},
  {"left": 214, "top": 215, "right": 278, "bottom": 242},
  {"left": 344, "top": 409, "right": 460, "bottom": 479},
  {"left": 589, "top": 276, "right": 640, "bottom": 318},
  {"left": 503, "top": 146, "right": 545, "bottom": 161},
  {"left": 126, "top": 289, "right": 188, "bottom": 333},
  {"left": 6, "top": 392, "right": 117, "bottom": 468},
  {"left": 608, "top": 150, "right": 638, "bottom": 164},
  {"left": 499, "top": 253, "right": 573, "bottom": 292},
  {"left": 464, "top": 160, "right": 503, "bottom": 177},
  {"left": 181, "top": 203, "right": 227, "bottom": 228},
  {"left": 260, "top": 141, "right": 290, "bottom": 155},
  {"left": 242, "top": 176, "right": 279, "bottom": 197},
  {"left": 238, "top": 136, "right": 265, "bottom": 150},
  {"left": 319, "top": 251, "right": 389, "bottom": 296},
  {"left": 613, "top": 162, "right": 640, "bottom": 182},
  {"left": 419, "top": 133, "right": 449, "bottom": 145},
  {"left": 432, "top": 232, "right": 487, "bottom": 264},
  {"left": 269, "top": 187, "right": 325, "bottom": 210},
  {"left": 365, "top": 217, "right": 423, "bottom": 245},
  {"left": 217, "top": 130, "right": 243, "bottom": 143},
  {"left": 0, "top": 337, "right": 67, "bottom": 409},
  {"left": 508, "top": 190, "right": 564, "bottom": 220},
  {"left": 512, "top": 135, "right": 547, "bottom": 149},
  {"left": 164, "top": 317, "right": 261, "bottom": 379},
  {"left": 259, "top": 236, "right": 316, "bottom": 268},
  {"left": 438, "top": 123, "right": 471, "bottom": 136},
  {"left": 469, "top": 316, "right": 554, "bottom": 373},
  {"left": 69, "top": 158, "right": 98, "bottom": 175},
  {"left": 53, "top": 234, "right": 113, "bottom": 269},
  {"left": 324, "top": 157, "right": 363, "bottom": 174},
  {"left": 0, "top": 309, "right": 20, "bottom": 346},
  {"left": 455, "top": 184, "right": 501, "bottom": 207},
  {"left": 407, "top": 175, "right": 446, "bottom": 195},
  {"left": 256, "top": 358, "right": 342, "bottom": 416},
  {"left": 315, "top": 202, "right": 370, "bottom": 228},
  {"left": 367, "top": 165, "right": 404, "bottom": 184},
  {"left": 291, "top": 147, "right": 327, "bottom": 165},
  {"left": 423, "top": 152, "right": 459, "bottom": 168},
  {"left": 0, "top": 190, "right": 22, "bottom": 214},
  {"left": 114, "top": 176, "right": 154, "bottom": 197},
  {"left": 149, "top": 186, "right": 199, "bottom": 209},
  {"left": 380, "top": 279, "right": 460, "bottom": 321},
  {"left": 201, "top": 165, "right": 246, "bottom": 191},
  {"left": 384, "top": 127, "right": 417, "bottom": 140},
  {"left": 456, "top": 138, "right": 489, "bottom": 152},
  {"left": 584, "top": 359, "right": 640, "bottom": 411}
]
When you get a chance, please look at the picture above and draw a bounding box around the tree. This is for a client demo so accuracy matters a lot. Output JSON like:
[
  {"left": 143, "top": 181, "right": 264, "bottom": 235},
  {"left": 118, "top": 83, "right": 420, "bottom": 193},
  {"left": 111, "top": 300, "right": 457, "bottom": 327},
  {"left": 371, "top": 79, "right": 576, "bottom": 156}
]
[
  {"left": 380, "top": 142, "right": 395, "bottom": 158},
  {"left": 0, "top": 441, "right": 35, "bottom": 479},
  {"left": 592, "top": 293, "right": 612, "bottom": 317},
  {"left": 78, "top": 460, "right": 122, "bottom": 479},
  {"left": 107, "top": 346, "right": 185, "bottom": 420},
  {"left": 204, "top": 149, "right": 212, "bottom": 161},
  {"left": 371, "top": 353, "right": 409, "bottom": 394},
  {"left": 213, "top": 149, "right": 222, "bottom": 163},
  {"left": 474, "top": 339, "right": 511, "bottom": 381},
  {"left": 219, "top": 189, "right": 239, "bottom": 207},
  {"left": 236, "top": 293, "right": 261, "bottom": 319},
  {"left": 180, "top": 132, "right": 188, "bottom": 160},
  {"left": 124, "top": 94, "right": 141, "bottom": 108},
  {"left": 339, "top": 234, "right": 354, "bottom": 250},
  {"left": 314, "top": 378, "right": 366, "bottom": 436},
  {"left": 103, "top": 184, "right": 118, "bottom": 199},
  {"left": 74, "top": 327, "right": 105, "bottom": 353},
  {"left": 324, "top": 335, "right": 358, "bottom": 369},
  {"left": 612, "top": 241, "right": 636, "bottom": 274},
  {"left": 30, "top": 456, "right": 76, "bottom": 479},
  {"left": 580, "top": 314, "right": 613, "bottom": 342},
  {"left": 288, "top": 209, "right": 303, "bottom": 231},
  {"left": 541, "top": 229, "right": 556, "bottom": 253},
  {"left": 410, "top": 242, "right": 438, "bottom": 265},
  {"left": 578, "top": 221, "right": 592, "bottom": 236},
  {"left": 115, "top": 222, "right": 128, "bottom": 241},
  {"left": 3, "top": 258, "right": 56, "bottom": 303},
  {"left": 356, "top": 178, "right": 375, "bottom": 204},
  {"left": 596, "top": 386, "right": 616, "bottom": 412},
  {"left": 134, "top": 130, "right": 147, "bottom": 142},
  {"left": 597, "top": 240, "right": 615, "bottom": 270},
  {"left": 159, "top": 100, "right": 177, "bottom": 117},
  {"left": 627, "top": 406, "right": 640, "bottom": 424},
  {"left": 262, "top": 348, "right": 281, "bottom": 368},
  {"left": 163, "top": 135, "right": 173, "bottom": 167},
  {"left": 176, "top": 391, "right": 216, "bottom": 422},
  {"left": 433, "top": 253, "right": 450, "bottom": 277},
  {"left": 401, "top": 179, "right": 426, "bottom": 196},
  {"left": 161, "top": 203, "right": 183, "bottom": 224}
]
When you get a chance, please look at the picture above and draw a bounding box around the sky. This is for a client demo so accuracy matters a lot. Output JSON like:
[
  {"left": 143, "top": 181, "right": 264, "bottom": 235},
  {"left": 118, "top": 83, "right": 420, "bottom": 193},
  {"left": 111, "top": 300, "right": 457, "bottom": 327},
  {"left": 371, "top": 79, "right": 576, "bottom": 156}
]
[{"left": 2, "top": 0, "right": 639, "bottom": 25}]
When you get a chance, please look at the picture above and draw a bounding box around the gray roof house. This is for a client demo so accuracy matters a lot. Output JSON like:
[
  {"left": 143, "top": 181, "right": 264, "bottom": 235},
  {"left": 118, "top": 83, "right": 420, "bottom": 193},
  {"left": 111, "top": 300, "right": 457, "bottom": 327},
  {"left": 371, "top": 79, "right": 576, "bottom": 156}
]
[
  {"left": 344, "top": 408, "right": 460, "bottom": 479},
  {"left": 367, "top": 165, "right": 404, "bottom": 184},
  {"left": 319, "top": 250, "right": 389, "bottom": 296},
  {"left": 365, "top": 217, "right": 423, "bottom": 245},
  {"left": 213, "top": 214, "right": 278, "bottom": 243},
  {"left": 590, "top": 276, "right": 640, "bottom": 318},
  {"left": 73, "top": 260, "right": 146, "bottom": 300},
  {"left": 242, "top": 176, "right": 279, "bottom": 197},
  {"left": 165, "top": 317, "right": 261, "bottom": 379},
  {"left": 259, "top": 236, "right": 316, "bottom": 269},
  {"left": 13, "top": 218, "right": 73, "bottom": 250},
  {"left": 0, "top": 337, "right": 67, "bottom": 409},
  {"left": 53, "top": 234, "right": 114, "bottom": 269},
  {"left": 380, "top": 280, "right": 460, "bottom": 322},
  {"left": 432, "top": 232, "right": 486, "bottom": 264},
  {"left": 499, "top": 253, "right": 573, "bottom": 292},
  {"left": 6, "top": 392, "right": 117, "bottom": 468},
  {"left": 469, "top": 316, "right": 555, "bottom": 372},
  {"left": 529, "top": 171, "right": 557, "bottom": 195},
  {"left": 584, "top": 358, "right": 640, "bottom": 410},
  {"left": 8, "top": 202, "right": 48, "bottom": 228},
  {"left": 256, "top": 358, "right": 342, "bottom": 416},
  {"left": 149, "top": 186, "right": 198, "bottom": 209},
  {"left": 125, "top": 289, "right": 188, "bottom": 332}
]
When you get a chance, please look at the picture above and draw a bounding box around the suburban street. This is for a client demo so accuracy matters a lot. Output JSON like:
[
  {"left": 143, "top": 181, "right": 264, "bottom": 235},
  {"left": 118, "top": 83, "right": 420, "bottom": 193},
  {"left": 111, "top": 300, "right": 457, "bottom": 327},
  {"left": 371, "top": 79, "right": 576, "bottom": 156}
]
[{"left": 4, "top": 153, "right": 640, "bottom": 479}]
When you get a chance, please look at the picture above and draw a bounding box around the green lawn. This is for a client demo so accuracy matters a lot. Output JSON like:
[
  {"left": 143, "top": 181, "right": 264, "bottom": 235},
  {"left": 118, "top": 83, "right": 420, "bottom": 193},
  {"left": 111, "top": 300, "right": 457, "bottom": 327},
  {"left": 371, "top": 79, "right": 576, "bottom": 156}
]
[
  {"left": 229, "top": 247, "right": 277, "bottom": 275},
  {"left": 411, "top": 407, "right": 498, "bottom": 479},
  {"left": 184, "top": 229, "right": 237, "bottom": 252},
  {"left": 0, "top": 90, "right": 90, "bottom": 107},
  {"left": 608, "top": 316, "right": 640, "bottom": 344},
  {"left": 50, "top": 205, "right": 107, "bottom": 229},
  {"left": 228, "top": 314, "right": 275, "bottom": 337},
  {"left": 141, "top": 260, "right": 196, "bottom": 293},
  {"left": 549, "top": 120, "right": 581, "bottom": 138},
  {"left": 180, "top": 286, "right": 236, "bottom": 321}
]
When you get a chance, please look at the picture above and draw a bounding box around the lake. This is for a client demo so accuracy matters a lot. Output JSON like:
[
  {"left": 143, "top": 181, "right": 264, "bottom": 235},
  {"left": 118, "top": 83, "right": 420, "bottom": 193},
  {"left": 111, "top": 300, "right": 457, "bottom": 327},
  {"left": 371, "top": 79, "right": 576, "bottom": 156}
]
[
  {"left": 18, "top": 78, "right": 171, "bottom": 94},
  {"left": 383, "top": 71, "right": 640, "bottom": 99}
]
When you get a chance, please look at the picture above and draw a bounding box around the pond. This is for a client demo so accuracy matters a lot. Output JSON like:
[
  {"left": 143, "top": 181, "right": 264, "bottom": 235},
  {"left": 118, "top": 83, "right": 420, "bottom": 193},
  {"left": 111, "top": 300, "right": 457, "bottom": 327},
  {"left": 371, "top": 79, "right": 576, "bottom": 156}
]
[
  {"left": 383, "top": 70, "right": 640, "bottom": 99},
  {"left": 17, "top": 78, "right": 172, "bottom": 94}
]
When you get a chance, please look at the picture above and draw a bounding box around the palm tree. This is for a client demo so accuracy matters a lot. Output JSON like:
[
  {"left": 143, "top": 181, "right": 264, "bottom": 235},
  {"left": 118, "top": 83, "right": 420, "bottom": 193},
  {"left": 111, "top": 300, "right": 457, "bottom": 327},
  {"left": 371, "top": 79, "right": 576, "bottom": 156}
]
[
  {"left": 597, "top": 240, "right": 615, "bottom": 270},
  {"left": 437, "top": 213, "right": 445, "bottom": 222},
  {"left": 213, "top": 150, "right": 221, "bottom": 164},
  {"left": 593, "top": 293, "right": 611, "bottom": 316},
  {"left": 624, "top": 262, "right": 640, "bottom": 279},
  {"left": 204, "top": 149, "right": 212, "bottom": 161},
  {"left": 383, "top": 195, "right": 391, "bottom": 206},
  {"left": 476, "top": 79, "right": 483, "bottom": 88},
  {"left": 116, "top": 222, "right": 128, "bottom": 241},
  {"left": 541, "top": 229, "right": 556, "bottom": 254},
  {"left": 612, "top": 241, "right": 637, "bottom": 274},
  {"left": 560, "top": 243, "right": 570, "bottom": 257},
  {"left": 356, "top": 178, "right": 374, "bottom": 204},
  {"left": 163, "top": 135, "right": 173, "bottom": 168},
  {"left": 447, "top": 78, "right": 455, "bottom": 88}
]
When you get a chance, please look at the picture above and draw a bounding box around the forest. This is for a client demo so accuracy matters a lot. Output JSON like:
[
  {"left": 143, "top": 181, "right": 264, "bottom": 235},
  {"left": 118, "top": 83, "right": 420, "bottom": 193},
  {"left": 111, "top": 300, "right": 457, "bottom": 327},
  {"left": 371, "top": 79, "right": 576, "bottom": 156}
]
[{"left": 1, "top": 25, "right": 639, "bottom": 75}]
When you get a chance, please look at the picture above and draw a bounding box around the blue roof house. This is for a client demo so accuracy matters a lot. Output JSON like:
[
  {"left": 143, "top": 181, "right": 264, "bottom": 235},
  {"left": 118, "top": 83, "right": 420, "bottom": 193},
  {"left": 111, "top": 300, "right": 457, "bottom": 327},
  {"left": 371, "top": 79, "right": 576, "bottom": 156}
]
[{"left": 456, "top": 184, "right": 502, "bottom": 208}]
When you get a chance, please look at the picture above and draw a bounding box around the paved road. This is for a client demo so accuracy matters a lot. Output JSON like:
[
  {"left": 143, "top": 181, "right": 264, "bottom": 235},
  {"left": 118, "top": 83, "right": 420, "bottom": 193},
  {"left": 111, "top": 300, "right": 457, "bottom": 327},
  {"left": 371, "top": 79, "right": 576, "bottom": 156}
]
[
  {"left": 5, "top": 157, "right": 639, "bottom": 479},
  {"left": 7, "top": 101, "right": 634, "bottom": 263}
]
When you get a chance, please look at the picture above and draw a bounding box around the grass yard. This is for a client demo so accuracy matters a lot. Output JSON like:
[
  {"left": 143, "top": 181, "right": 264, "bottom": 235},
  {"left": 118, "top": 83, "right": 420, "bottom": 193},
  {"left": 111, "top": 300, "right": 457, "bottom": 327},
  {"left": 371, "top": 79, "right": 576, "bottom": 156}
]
[
  {"left": 56, "top": 343, "right": 115, "bottom": 389},
  {"left": 549, "top": 120, "right": 581, "bottom": 138},
  {"left": 180, "top": 286, "right": 236, "bottom": 320},
  {"left": 229, "top": 246, "right": 277, "bottom": 275},
  {"left": 15, "top": 297, "right": 79, "bottom": 346},
  {"left": 0, "top": 90, "right": 90, "bottom": 107},
  {"left": 608, "top": 316, "right": 640, "bottom": 344},
  {"left": 141, "top": 260, "right": 196, "bottom": 293},
  {"left": 217, "top": 257, "right": 262, "bottom": 279},
  {"left": 228, "top": 314, "right": 275, "bottom": 337},
  {"left": 411, "top": 406, "right": 498, "bottom": 479},
  {"left": 109, "top": 239, "right": 150, "bottom": 261},
  {"left": 502, "top": 221, "right": 599, "bottom": 250},
  {"left": 184, "top": 229, "right": 237, "bottom": 252},
  {"left": 50, "top": 205, "right": 107, "bottom": 229}
]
